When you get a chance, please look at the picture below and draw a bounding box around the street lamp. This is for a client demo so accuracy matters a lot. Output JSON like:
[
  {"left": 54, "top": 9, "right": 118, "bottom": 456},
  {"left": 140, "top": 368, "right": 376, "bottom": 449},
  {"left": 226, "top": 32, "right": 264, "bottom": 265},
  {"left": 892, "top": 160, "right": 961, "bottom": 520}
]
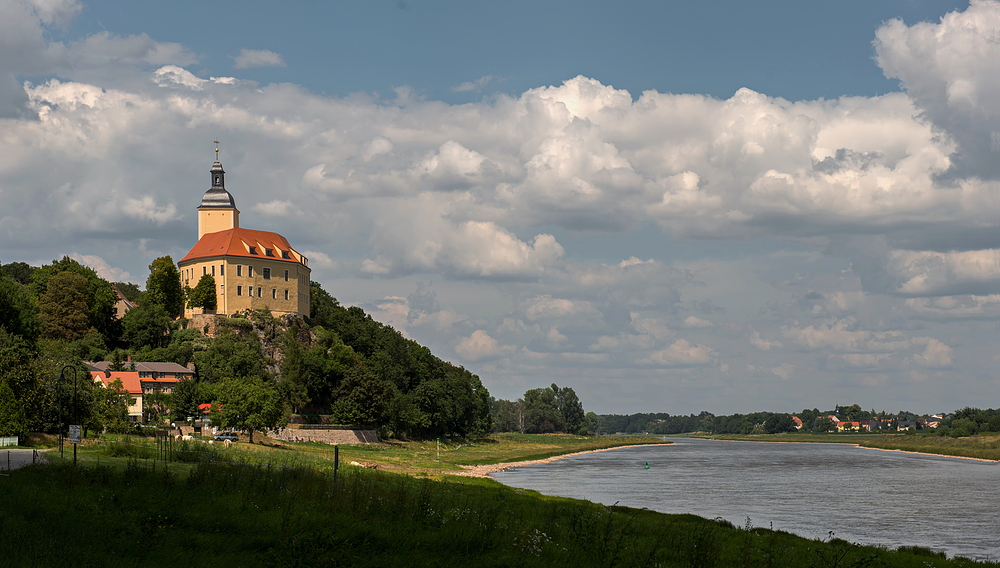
[
  {"left": 59, "top": 365, "right": 79, "bottom": 465},
  {"left": 48, "top": 380, "right": 64, "bottom": 458}
]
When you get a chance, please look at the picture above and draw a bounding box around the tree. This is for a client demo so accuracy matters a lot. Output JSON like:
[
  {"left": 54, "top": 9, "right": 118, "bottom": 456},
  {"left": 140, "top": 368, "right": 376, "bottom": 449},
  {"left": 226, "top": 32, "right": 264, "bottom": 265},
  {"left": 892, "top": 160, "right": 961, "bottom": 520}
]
[
  {"left": 39, "top": 271, "right": 95, "bottom": 341},
  {"left": 553, "top": 384, "right": 586, "bottom": 434},
  {"left": 186, "top": 274, "right": 217, "bottom": 311},
  {"left": 113, "top": 282, "right": 142, "bottom": 303},
  {"left": 213, "top": 376, "right": 288, "bottom": 443},
  {"left": 0, "top": 275, "right": 38, "bottom": 342},
  {"left": 30, "top": 256, "right": 118, "bottom": 344},
  {"left": 1, "top": 261, "right": 34, "bottom": 285},
  {"left": 0, "top": 379, "right": 26, "bottom": 438},
  {"left": 95, "top": 379, "right": 130, "bottom": 433},
  {"left": 523, "top": 387, "right": 564, "bottom": 433},
  {"left": 145, "top": 256, "right": 184, "bottom": 318},
  {"left": 122, "top": 304, "right": 172, "bottom": 349}
]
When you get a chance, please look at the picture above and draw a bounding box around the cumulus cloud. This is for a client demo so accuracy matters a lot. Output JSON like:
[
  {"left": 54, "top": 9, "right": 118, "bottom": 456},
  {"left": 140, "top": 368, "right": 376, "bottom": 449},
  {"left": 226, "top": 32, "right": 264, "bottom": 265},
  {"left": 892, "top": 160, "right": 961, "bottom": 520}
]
[
  {"left": 69, "top": 253, "right": 130, "bottom": 282},
  {"left": 911, "top": 336, "right": 955, "bottom": 368},
  {"left": 231, "top": 48, "right": 286, "bottom": 69},
  {"left": 455, "top": 329, "right": 511, "bottom": 361}
]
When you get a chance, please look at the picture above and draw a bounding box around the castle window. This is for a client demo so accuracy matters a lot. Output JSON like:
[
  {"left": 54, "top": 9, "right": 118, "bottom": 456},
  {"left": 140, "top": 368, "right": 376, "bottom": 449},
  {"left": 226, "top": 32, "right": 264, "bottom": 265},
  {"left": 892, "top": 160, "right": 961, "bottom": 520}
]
[
  {"left": 220, "top": 264, "right": 224, "bottom": 276},
  {"left": 236, "top": 265, "right": 242, "bottom": 276},
  {"left": 202, "top": 266, "right": 206, "bottom": 276},
  {"left": 284, "top": 270, "right": 289, "bottom": 282},
  {"left": 249, "top": 246, "right": 257, "bottom": 255},
  {"left": 263, "top": 268, "right": 271, "bottom": 280},
  {"left": 257, "top": 287, "right": 262, "bottom": 298},
  {"left": 265, "top": 248, "right": 274, "bottom": 257},
  {"left": 284, "top": 289, "right": 289, "bottom": 300},
  {"left": 211, "top": 265, "right": 215, "bottom": 276},
  {"left": 248, "top": 266, "right": 254, "bottom": 277},
  {"left": 215, "top": 175, "right": 220, "bottom": 185},
  {"left": 272, "top": 288, "right": 276, "bottom": 299},
  {"left": 237, "top": 286, "right": 242, "bottom": 296},
  {"left": 281, "top": 250, "right": 290, "bottom": 259}
]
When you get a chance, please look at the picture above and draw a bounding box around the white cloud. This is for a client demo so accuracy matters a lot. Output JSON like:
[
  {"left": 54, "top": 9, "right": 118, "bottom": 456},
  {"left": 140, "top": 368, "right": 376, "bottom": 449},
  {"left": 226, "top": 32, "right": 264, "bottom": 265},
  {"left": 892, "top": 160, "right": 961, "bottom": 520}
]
[
  {"left": 782, "top": 319, "right": 909, "bottom": 353},
  {"left": 638, "top": 339, "right": 714, "bottom": 367},
  {"left": 451, "top": 75, "right": 495, "bottom": 92},
  {"left": 683, "top": 315, "right": 713, "bottom": 328},
  {"left": 455, "top": 329, "right": 511, "bottom": 361},
  {"left": 254, "top": 200, "right": 297, "bottom": 216},
  {"left": 911, "top": 337, "right": 955, "bottom": 368},
  {"left": 231, "top": 48, "right": 286, "bottom": 69},
  {"left": 69, "top": 253, "right": 130, "bottom": 282}
]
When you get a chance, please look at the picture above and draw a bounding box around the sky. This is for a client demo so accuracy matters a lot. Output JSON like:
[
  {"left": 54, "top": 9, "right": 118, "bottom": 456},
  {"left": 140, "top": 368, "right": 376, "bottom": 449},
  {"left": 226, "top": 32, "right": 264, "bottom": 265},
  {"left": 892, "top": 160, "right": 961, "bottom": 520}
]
[{"left": 3, "top": 0, "right": 1000, "bottom": 416}]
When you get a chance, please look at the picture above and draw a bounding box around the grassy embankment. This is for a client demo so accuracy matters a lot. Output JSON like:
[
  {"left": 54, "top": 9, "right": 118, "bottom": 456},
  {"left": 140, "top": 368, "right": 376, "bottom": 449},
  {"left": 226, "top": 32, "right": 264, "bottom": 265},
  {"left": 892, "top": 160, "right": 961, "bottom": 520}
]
[
  {"left": 682, "top": 431, "right": 1000, "bottom": 461},
  {"left": 3, "top": 443, "right": 994, "bottom": 567}
]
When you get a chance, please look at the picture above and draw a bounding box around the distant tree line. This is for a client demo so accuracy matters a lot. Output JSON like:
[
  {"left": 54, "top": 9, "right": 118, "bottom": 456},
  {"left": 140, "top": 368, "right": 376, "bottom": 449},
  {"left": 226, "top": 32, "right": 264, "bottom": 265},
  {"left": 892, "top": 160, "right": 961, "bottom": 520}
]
[{"left": 490, "top": 384, "right": 588, "bottom": 435}]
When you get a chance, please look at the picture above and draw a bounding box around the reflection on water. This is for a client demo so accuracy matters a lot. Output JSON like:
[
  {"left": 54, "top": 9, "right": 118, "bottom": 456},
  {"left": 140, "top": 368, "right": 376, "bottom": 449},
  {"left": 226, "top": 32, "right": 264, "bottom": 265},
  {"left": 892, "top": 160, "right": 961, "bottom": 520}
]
[{"left": 491, "top": 438, "right": 1000, "bottom": 559}]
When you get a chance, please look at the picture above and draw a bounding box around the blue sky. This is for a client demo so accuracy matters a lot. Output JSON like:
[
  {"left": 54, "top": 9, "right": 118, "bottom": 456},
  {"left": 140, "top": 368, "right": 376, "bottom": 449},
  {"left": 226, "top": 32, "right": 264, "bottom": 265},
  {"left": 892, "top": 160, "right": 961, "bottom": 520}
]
[{"left": 3, "top": 0, "right": 999, "bottom": 415}]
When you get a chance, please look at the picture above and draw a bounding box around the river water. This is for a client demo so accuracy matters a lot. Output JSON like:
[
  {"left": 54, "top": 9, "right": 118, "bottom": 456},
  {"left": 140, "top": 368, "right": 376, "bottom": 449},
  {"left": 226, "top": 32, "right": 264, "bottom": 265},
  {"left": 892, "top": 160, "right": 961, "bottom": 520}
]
[{"left": 491, "top": 438, "right": 1000, "bottom": 560}]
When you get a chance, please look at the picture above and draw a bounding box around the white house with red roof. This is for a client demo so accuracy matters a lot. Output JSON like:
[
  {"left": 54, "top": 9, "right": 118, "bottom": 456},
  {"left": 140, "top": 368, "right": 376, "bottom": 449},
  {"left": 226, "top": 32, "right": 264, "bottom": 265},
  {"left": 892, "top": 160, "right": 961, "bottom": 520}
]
[
  {"left": 89, "top": 362, "right": 188, "bottom": 422},
  {"left": 177, "top": 152, "right": 311, "bottom": 318}
]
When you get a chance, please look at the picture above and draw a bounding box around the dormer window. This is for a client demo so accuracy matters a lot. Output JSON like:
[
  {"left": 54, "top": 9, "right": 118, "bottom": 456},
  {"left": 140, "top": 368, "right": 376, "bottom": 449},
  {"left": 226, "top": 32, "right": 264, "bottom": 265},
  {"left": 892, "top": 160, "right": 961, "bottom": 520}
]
[
  {"left": 281, "top": 250, "right": 290, "bottom": 259},
  {"left": 249, "top": 246, "right": 257, "bottom": 255},
  {"left": 265, "top": 248, "right": 274, "bottom": 257}
]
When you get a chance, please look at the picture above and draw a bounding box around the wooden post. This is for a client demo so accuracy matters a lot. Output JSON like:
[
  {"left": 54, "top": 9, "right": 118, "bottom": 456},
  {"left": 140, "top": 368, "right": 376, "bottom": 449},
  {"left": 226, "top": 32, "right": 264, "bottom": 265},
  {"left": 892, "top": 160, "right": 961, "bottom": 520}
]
[{"left": 334, "top": 445, "right": 339, "bottom": 486}]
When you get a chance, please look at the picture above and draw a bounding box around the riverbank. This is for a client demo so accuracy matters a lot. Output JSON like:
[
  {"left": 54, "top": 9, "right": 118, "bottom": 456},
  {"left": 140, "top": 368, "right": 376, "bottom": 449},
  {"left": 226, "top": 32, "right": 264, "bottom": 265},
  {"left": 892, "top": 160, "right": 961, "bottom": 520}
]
[
  {"left": 687, "top": 432, "right": 1000, "bottom": 462},
  {"left": 455, "top": 443, "right": 669, "bottom": 477}
]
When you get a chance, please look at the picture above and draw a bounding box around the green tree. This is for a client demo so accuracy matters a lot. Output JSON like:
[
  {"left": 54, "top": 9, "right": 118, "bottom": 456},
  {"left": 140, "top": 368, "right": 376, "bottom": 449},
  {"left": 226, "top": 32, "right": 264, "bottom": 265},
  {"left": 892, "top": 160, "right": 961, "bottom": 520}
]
[
  {"left": 554, "top": 384, "right": 586, "bottom": 434},
  {"left": 213, "top": 376, "right": 288, "bottom": 443},
  {"left": 169, "top": 378, "right": 206, "bottom": 422},
  {"left": 1, "top": 261, "right": 34, "bottom": 285},
  {"left": 194, "top": 326, "right": 269, "bottom": 384},
  {"left": 95, "top": 379, "right": 130, "bottom": 433},
  {"left": 122, "top": 304, "right": 172, "bottom": 349},
  {"left": 145, "top": 256, "right": 184, "bottom": 318},
  {"left": 186, "top": 274, "right": 217, "bottom": 311},
  {"left": 0, "top": 379, "right": 26, "bottom": 438},
  {"left": 523, "top": 386, "right": 564, "bottom": 433},
  {"left": 0, "top": 275, "right": 39, "bottom": 342},
  {"left": 31, "top": 256, "right": 118, "bottom": 344},
  {"left": 39, "top": 271, "right": 96, "bottom": 341}
]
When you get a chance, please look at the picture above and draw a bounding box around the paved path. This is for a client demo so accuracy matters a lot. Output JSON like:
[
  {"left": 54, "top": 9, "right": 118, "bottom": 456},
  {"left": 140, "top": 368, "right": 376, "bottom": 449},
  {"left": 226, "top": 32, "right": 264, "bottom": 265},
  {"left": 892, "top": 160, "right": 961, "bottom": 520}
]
[{"left": 0, "top": 449, "right": 45, "bottom": 472}]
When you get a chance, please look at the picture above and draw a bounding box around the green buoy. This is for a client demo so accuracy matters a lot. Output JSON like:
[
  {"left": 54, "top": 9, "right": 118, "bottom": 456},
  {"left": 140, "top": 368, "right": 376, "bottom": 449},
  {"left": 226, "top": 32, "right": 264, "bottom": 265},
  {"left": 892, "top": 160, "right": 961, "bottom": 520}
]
[{"left": 644, "top": 461, "right": 650, "bottom": 469}]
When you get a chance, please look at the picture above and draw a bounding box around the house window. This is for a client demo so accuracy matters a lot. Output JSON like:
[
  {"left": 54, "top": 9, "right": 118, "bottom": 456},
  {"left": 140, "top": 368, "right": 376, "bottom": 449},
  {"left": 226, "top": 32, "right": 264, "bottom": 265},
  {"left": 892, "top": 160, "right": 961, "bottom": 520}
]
[
  {"left": 249, "top": 246, "right": 257, "bottom": 255},
  {"left": 248, "top": 266, "right": 254, "bottom": 277},
  {"left": 211, "top": 265, "right": 215, "bottom": 276},
  {"left": 281, "top": 250, "right": 290, "bottom": 259},
  {"left": 263, "top": 268, "right": 271, "bottom": 280},
  {"left": 202, "top": 266, "right": 206, "bottom": 276},
  {"left": 248, "top": 286, "right": 253, "bottom": 296},
  {"left": 272, "top": 288, "right": 276, "bottom": 299},
  {"left": 220, "top": 264, "right": 224, "bottom": 276},
  {"left": 237, "top": 286, "right": 242, "bottom": 296},
  {"left": 257, "top": 287, "right": 262, "bottom": 298},
  {"left": 265, "top": 248, "right": 274, "bottom": 257},
  {"left": 284, "top": 269, "right": 289, "bottom": 281},
  {"left": 236, "top": 265, "right": 242, "bottom": 277},
  {"left": 284, "top": 289, "right": 289, "bottom": 300}
]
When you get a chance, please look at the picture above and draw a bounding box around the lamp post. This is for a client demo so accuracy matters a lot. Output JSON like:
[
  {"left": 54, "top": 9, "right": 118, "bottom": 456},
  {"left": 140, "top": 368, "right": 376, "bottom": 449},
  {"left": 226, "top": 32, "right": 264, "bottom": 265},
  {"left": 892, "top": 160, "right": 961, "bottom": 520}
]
[
  {"left": 48, "top": 381, "right": 64, "bottom": 458},
  {"left": 59, "top": 365, "right": 79, "bottom": 465}
]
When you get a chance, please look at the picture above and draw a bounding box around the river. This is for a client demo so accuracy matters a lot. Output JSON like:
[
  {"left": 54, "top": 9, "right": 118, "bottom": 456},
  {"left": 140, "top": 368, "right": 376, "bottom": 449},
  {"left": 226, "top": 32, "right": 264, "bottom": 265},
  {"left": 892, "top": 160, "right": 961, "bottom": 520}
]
[{"left": 491, "top": 438, "right": 1000, "bottom": 560}]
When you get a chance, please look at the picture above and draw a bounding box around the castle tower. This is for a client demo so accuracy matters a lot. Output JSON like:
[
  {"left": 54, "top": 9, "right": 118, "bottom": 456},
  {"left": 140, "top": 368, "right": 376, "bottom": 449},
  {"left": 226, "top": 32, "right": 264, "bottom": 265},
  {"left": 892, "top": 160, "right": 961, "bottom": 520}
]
[{"left": 197, "top": 157, "right": 240, "bottom": 240}]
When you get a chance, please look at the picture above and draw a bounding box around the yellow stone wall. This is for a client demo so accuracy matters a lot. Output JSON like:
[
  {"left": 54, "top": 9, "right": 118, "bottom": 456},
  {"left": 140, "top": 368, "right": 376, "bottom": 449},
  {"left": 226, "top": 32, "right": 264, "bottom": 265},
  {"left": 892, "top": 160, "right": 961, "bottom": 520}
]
[
  {"left": 179, "top": 257, "right": 310, "bottom": 318},
  {"left": 197, "top": 208, "right": 240, "bottom": 240}
]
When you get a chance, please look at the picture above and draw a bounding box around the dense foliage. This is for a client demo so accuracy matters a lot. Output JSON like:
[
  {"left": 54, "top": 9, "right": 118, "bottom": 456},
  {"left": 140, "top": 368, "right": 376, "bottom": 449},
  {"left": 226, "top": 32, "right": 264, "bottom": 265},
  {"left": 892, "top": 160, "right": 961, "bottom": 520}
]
[
  {"left": 0, "top": 258, "right": 493, "bottom": 440},
  {"left": 491, "top": 384, "right": 588, "bottom": 434}
]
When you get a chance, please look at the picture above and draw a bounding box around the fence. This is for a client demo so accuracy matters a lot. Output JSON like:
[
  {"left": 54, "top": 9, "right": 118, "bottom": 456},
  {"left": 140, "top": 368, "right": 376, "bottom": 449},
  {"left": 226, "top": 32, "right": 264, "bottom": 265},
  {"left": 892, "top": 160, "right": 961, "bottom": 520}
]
[
  {"left": 0, "top": 436, "right": 18, "bottom": 447},
  {"left": 1, "top": 449, "right": 41, "bottom": 473}
]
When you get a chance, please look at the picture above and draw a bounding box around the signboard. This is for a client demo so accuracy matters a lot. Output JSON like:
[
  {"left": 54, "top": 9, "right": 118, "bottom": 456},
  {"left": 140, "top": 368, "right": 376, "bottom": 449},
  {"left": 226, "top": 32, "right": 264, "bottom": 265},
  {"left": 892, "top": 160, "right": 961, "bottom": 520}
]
[{"left": 68, "top": 425, "right": 82, "bottom": 444}]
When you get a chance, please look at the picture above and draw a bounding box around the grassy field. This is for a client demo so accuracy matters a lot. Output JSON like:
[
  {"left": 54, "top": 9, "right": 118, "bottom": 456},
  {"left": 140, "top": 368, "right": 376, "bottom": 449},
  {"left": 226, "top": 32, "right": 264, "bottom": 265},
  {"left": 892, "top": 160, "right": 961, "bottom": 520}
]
[
  {"left": 48, "top": 433, "right": 670, "bottom": 479},
  {"left": 2, "top": 455, "right": 994, "bottom": 567},
  {"left": 683, "top": 431, "right": 1000, "bottom": 461}
]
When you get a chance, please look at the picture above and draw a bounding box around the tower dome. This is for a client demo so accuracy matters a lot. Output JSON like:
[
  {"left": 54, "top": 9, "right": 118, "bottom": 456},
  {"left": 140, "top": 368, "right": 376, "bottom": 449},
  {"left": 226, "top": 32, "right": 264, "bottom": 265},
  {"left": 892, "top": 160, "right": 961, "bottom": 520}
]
[{"left": 200, "top": 160, "right": 236, "bottom": 208}]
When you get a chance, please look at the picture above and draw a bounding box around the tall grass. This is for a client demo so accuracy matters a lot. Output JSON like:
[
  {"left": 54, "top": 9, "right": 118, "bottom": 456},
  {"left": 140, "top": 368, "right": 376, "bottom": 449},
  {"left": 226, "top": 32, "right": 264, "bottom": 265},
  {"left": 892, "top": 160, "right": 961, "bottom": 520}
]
[{"left": 1, "top": 460, "right": 994, "bottom": 567}]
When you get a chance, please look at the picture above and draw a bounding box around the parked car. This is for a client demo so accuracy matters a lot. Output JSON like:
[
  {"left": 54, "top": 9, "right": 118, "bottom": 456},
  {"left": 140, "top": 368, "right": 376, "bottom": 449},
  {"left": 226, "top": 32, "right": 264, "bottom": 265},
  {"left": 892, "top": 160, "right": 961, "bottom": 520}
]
[{"left": 213, "top": 432, "right": 238, "bottom": 442}]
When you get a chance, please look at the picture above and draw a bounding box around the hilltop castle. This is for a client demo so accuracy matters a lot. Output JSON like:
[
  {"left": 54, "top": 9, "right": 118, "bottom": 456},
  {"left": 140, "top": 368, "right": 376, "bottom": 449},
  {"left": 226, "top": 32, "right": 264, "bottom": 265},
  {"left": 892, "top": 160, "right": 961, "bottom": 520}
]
[{"left": 177, "top": 154, "right": 311, "bottom": 318}]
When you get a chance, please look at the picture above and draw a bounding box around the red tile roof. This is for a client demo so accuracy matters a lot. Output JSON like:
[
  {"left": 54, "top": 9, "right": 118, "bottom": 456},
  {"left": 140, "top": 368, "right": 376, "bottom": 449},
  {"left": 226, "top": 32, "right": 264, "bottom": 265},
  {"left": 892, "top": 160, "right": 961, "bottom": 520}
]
[
  {"left": 92, "top": 371, "right": 141, "bottom": 394},
  {"left": 178, "top": 227, "right": 306, "bottom": 266}
]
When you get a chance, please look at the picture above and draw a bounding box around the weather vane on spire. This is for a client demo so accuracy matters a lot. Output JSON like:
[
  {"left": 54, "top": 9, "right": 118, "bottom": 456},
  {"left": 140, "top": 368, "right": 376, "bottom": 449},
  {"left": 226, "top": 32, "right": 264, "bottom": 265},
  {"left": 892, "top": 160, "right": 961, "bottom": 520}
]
[{"left": 214, "top": 140, "right": 220, "bottom": 160}]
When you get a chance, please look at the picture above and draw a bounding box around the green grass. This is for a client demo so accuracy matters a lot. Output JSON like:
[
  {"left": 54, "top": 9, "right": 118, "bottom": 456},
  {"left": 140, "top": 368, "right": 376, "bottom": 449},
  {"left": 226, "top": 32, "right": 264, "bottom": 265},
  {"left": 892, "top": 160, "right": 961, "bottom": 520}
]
[{"left": 2, "top": 459, "right": 996, "bottom": 567}]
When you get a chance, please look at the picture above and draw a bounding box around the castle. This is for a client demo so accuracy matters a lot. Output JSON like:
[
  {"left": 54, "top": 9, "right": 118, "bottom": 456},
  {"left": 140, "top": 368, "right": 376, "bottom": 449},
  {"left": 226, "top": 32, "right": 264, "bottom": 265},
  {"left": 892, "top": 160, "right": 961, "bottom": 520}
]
[{"left": 177, "top": 153, "right": 311, "bottom": 318}]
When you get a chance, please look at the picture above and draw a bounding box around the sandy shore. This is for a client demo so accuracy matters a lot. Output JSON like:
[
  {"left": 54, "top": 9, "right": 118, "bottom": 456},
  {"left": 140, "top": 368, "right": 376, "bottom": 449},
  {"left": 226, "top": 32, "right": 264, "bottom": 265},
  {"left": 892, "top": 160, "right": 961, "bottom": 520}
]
[
  {"left": 857, "top": 444, "right": 999, "bottom": 463},
  {"left": 454, "top": 443, "right": 669, "bottom": 478}
]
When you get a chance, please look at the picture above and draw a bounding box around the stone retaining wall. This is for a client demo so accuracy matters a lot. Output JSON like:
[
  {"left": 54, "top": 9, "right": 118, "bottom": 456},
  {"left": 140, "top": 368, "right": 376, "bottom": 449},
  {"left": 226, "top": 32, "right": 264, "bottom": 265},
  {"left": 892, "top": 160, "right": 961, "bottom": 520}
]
[{"left": 268, "top": 428, "right": 380, "bottom": 445}]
